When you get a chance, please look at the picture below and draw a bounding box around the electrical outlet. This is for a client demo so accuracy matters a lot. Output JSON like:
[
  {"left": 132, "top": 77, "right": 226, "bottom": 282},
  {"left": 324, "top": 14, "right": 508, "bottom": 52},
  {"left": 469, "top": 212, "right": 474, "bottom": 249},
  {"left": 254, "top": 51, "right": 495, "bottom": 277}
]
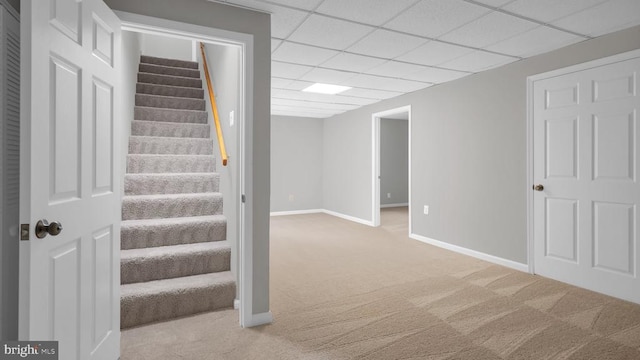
[
  {"left": 229, "top": 110, "right": 235, "bottom": 127},
  {"left": 423, "top": 205, "right": 429, "bottom": 215},
  {"left": 387, "top": 193, "right": 391, "bottom": 199},
  {"left": 288, "top": 194, "right": 294, "bottom": 202}
]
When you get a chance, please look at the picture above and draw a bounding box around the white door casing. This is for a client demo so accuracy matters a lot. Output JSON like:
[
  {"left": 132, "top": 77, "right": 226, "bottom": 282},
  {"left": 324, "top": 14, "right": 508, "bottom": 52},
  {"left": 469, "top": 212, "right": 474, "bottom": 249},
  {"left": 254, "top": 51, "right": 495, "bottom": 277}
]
[
  {"left": 530, "top": 51, "right": 640, "bottom": 304},
  {"left": 19, "top": 0, "right": 121, "bottom": 358}
]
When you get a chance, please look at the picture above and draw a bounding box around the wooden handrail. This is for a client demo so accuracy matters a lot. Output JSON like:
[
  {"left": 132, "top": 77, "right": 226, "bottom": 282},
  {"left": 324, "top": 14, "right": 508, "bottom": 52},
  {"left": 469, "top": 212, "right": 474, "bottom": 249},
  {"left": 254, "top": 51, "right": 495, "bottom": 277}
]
[{"left": 200, "top": 42, "right": 228, "bottom": 166}]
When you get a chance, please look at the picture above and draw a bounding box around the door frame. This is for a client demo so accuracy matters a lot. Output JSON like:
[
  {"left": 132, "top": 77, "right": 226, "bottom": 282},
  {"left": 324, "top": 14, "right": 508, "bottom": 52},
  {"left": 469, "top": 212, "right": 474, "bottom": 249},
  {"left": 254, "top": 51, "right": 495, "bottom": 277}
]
[
  {"left": 371, "top": 105, "right": 411, "bottom": 231},
  {"left": 115, "top": 11, "right": 255, "bottom": 327},
  {"left": 525, "top": 48, "right": 640, "bottom": 275}
]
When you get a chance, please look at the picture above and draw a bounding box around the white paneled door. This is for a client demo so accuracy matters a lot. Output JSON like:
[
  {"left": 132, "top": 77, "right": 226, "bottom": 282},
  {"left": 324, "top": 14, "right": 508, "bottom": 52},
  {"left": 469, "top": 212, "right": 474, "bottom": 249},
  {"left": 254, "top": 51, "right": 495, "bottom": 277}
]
[
  {"left": 19, "top": 0, "right": 121, "bottom": 359},
  {"left": 532, "top": 53, "right": 640, "bottom": 304}
]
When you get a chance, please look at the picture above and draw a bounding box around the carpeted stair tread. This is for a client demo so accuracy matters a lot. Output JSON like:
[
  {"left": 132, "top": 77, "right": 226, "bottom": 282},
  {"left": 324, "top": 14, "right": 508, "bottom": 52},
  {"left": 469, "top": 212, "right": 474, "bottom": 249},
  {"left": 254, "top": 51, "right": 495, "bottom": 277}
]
[
  {"left": 124, "top": 173, "right": 220, "bottom": 195},
  {"left": 129, "top": 136, "right": 213, "bottom": 155},
  {"left": 135, "top": 93, "right": 205, "bottom": 111},
  {"left": 121, "top": 241, "right": 231, "bottom": 284},
  {"left": 140, "top": 55, "right": 199, "bottom": 70},
  {"left": 122, "top": 192, "right": 223, "bottom": 220},
  {"left": 120, "top": 271, "right": 235, "bottom": 328},
  {"left": 135, "top": 106, "right": 207, "bottom": 124},
  {"left": 127, "top": 154, "right": 215, "bottom": 173},
  {"left": 121, "top": 215, "right": 227, "bottom": 250},
  {"left": 139, "top": 63, "right": 201, "bottom": 79},
  {"left": 131, "top": 120, "right": 210, "bottom": 138},
  {"left": 136, "top": 82, "right": 204, "bottom": 99},
  {"left": 138, "top": 72, "right": 202, "bottom": 89}
]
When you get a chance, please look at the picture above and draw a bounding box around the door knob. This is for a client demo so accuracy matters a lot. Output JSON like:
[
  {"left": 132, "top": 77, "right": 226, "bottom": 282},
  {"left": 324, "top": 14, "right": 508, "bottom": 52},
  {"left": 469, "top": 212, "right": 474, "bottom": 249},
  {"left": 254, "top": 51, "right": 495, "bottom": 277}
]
[
  {"left": 35, "top": 219, "right": 63, "bottom": 239},
  {"left": 532, "top": 184, "right": 544, "bottom": 191}
]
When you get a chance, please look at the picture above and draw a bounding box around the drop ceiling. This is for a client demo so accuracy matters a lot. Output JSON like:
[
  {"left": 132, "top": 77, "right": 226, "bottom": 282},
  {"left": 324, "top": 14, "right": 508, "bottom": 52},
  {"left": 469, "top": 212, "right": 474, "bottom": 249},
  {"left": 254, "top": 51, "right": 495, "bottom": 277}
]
[{"left": 212, "top": 0, "right": 640, "bottom": 118}]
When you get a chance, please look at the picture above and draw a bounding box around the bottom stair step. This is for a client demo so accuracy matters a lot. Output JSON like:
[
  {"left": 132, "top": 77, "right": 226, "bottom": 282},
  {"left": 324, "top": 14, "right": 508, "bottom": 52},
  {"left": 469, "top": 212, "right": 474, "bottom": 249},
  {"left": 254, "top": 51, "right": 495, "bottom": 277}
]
[
  {"left": 121, "top": 271, "right": 235, "bottom": 329},
  {"left": 121, "top": 241, "right": 231, "bottom": 284}
]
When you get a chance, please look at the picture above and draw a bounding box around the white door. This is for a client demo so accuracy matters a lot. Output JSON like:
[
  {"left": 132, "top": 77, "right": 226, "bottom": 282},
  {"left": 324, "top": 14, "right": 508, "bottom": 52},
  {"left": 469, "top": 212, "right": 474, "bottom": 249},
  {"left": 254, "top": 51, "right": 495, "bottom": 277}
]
[
  {"left": 532, "top": 54, "right": 640, "bottom": 304},
  {"left": 19, "top": 0, "right": 121, "bottom": 359}
]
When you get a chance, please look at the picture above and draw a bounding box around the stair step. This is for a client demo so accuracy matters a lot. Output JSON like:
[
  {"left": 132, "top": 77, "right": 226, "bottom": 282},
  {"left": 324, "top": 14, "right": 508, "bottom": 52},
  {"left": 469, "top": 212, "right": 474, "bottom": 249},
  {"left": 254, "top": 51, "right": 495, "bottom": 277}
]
[
  {"left": 131, "top": 120, "right": 210, "bottom": 138},
  {"left": 140, "top": 55, "right": 199, "bottom": 70},
  {"left": 135, "top": 106, "right": 207, "bottom": 124},
  {"left": 138, "top": 72, "right": 202, "bottom": 89},
  {"left": 121, "top": 215, "right": 227, "bottom": 250},
  {"left": 120, "top": 271, "right": 235, "bottom": 328},
  {"left": 121, "top": 241, "right": 231, "bottom": 284},
  {"left": 127, "top": 154, "right": 215, "bottom": 174},
  {"left": 136, "top": 82, "right": 204, "bottom": 99},
  {"left": 129, "top": 136, "right": 213, "bottom": 155},
  {"left": 125, "top": 173, "right": 220, "bottom": 195},
  {"left": 122, "top": 193, "right": 223, "bottom": 220},
  {"left": 135, "top": 93, "right": 205, "bottom": 111},
  {"left": 139, "top": 63, "right": 201, "bottom": 79}
]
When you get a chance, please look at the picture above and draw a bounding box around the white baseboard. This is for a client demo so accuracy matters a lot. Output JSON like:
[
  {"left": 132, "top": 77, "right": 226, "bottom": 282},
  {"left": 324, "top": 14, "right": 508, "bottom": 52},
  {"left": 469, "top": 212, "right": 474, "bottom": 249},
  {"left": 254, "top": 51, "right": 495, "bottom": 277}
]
[
  {"left": 409, "top": 233, "right": 529, "bottom": 273},
  {"left": 244, "top": 311, "right": 273, "bottom": 327},
  {"left": 270, "top": 209, "right": 323, "bottom": 216},
  {"left": 322, "top": 210, "right": 375, "bottom": 227},
  {"left": 380, "top": 203, "right": 409, "bottom": 208}
]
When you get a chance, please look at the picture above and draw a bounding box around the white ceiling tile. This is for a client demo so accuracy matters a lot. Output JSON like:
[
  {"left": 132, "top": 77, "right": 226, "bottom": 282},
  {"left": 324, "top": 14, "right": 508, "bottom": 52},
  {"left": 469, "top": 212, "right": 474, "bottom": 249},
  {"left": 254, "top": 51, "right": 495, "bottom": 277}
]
[
  {"left": 364, "top": 61, "right": 429, "bottom": 78},
  {"left": 439, "top": 11, "right": 538, "bottom": 48},
  {"left": 281, "top": 80, "right": 315, "bottom": 91},
  {"left": 320, "top": 53, "right": 387, "bottom": 73},
  {"left": 439, "top": 50, "right": 517, "bottom": 72},
  {"left": 272, "top": 88, "right": 377, "bottom": 105},
  {"left": 316, "top": 0, "right": 418, "bottom": 26},
  {"left": 226, "top": 0, "right": 309, "bottom": 38},
  {"left": 552, "top": 0, "right": 640, "bottom": 37},
  {"left": 300, "top": 68, "right": 358, "bottom": 84},
  {"left": 271, "top": 77, "right": 293, "bottom": 88},
  {"left": 271, "top": 109, "right": 335, "bottom": 118},
  {"left": 272, "top": 42, "right": 340, "bottom": 66},
  {"left": 503, "top": 0, "right": 608, "bottom": 23},
  {"left": 340, "top": 88, "right": 404, "bottom": 100},
  {"left": 396, "top": 41, "right": 474, "bottom": 66},
  {"left": 256, "top": 0, "right": 324, "bottom": 11},
  {"left": 271, "top": 61, "right": 314, "bottom": 79},
  {"left": 385, "top": 0, "right": 491, "bottom": 38},
  {"left": 272, "top": 98, "right": 358, "bottom": 111},
  {"left": 471, "top": 0, "right": 516, "bottom": 7},
  {"left": 288, "top": 14, "right": 374, "bottom": 50},
  {"left": 342, "top": 74, "right": 430, "bottom": 92},
  {"left": 347, "top": 29, "right": 427, "bottom": 59},
  {"left": 485, "top": 26, "right": 584, "bottom": 57},
  {"left": 271, "top": 39, "right": 282, "bottom": 53},
  {"left": 408, "top": 67, "right": 470, "bottom": 83}
]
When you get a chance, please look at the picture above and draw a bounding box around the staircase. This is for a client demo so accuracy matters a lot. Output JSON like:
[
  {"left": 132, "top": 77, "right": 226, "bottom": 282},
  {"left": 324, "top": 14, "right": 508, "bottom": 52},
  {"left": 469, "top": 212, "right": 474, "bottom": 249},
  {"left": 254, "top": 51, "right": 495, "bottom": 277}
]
[{"left": 120, "top": 55, "right": 235, "bottom": 329}]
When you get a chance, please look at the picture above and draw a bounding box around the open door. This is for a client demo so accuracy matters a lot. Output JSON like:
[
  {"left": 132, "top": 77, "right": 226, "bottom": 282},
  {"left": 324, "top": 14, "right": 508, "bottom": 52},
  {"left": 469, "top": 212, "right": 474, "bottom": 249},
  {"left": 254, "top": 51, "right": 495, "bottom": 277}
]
[{"left": 19, "top": 0, "right": 121, "bottom": 359}]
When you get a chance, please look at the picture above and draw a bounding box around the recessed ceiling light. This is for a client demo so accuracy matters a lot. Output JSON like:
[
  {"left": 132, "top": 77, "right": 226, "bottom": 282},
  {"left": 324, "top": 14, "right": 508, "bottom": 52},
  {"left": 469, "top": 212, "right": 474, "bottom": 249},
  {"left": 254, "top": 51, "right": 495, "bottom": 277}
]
[{"left": 302, "top": 83, "right": 351, "bottom": 95}]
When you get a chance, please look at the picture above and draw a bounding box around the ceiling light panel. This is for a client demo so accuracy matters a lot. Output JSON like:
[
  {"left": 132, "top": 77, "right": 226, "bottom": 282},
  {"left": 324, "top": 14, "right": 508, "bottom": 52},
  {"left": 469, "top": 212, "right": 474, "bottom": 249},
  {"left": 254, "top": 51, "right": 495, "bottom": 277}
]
[
  {"left": 271, "top": 61, "right": 314, "bottom": 79},
  {"left": 316, "top": 0, "right": 418, "bottom": 26},
  {"left": 272, "top": 88, "right": 376, "bottom": 105},
  {"left": 272, "top": 42, "right": 340, "bottom": 66},
  {"left": 320, "top": 53, "right": 388, "bottom": 73},
  {"left": 340, "top": 88, "right": 404, "bottom": 100},
  {"left": 396, "top": 41, "right": 474, "bottom": 66},
  {"left": 439, "top": 11, "right": 538, "bottom": 49},
  {"left": 347, "top": 29, "right": 427, "bottom": 59},
  {"left": 288, "top": 14, "right": 375, "bottom": 50},
  {"left": 502, "top": 0, "right": 608, "bottom": 23},
  {"left": 303, "top": 83, "right": 352, "bottom": 95},
  {"left": 364, "top": 61, "right": 429, "bottom": 78},
  {"left": 409, "top": 67, "right": 470, "bottom": 83},
  {"left": 551, "top": 0, "right": 640, "bottom": 37},
  {"left": 226, "top": 0, "right": 309, "bottom": 38},
  {"left": 438, "top": 50, "right": 517, "bottom": 72},
  {"left": 300, "top": 68, "right": 358, "bottom": 84},
  {"left": 385, "top": 0, "right": 490, "bottom": 38},
  {"left": 485, "top": 25, "right": 583, "bottom": 57},
  {"left": 279, "top": 80, "right": 315, "bottom": 91}
]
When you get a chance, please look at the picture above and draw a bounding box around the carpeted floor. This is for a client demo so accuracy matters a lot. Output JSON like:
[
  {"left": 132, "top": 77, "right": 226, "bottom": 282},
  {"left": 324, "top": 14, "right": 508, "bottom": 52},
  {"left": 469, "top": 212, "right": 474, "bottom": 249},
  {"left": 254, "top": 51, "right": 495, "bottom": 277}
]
[{"left": 121, "top": 207, "right": 640, "bottom": 359}]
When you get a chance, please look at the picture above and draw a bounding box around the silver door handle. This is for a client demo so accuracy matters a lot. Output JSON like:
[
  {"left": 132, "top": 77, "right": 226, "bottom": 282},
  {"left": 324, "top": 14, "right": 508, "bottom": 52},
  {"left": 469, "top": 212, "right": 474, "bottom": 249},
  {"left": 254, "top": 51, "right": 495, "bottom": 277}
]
[{"left": 35, "top": 219, "right": 63, "bottom": 238}]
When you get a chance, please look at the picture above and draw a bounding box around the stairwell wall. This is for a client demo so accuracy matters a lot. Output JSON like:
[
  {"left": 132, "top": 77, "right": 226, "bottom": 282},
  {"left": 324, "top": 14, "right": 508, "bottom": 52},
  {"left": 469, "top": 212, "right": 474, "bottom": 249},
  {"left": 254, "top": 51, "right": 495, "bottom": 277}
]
[
  {"left": 120, "top": 31, "right": 141, "bottom": 196},
  {"left": 105, "top": 0, "right": 272, "bottom": 317}
]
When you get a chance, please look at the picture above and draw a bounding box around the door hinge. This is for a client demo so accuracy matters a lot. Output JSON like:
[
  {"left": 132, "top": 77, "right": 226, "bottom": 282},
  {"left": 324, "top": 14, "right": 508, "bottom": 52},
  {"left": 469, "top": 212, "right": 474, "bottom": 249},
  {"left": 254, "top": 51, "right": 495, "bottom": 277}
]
[
  {"left": 241, "top": 194, "right": 246, "bottom": 203},
  {"left": 21, "top": 224, "right": 30, "bottom": 241}
]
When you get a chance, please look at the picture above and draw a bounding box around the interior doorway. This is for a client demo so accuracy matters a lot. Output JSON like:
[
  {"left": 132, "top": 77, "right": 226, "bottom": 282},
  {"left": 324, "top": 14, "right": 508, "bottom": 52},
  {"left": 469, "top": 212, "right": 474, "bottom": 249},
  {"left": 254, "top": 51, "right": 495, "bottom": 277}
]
[{"left": 372, "top": 106, "right": 411, "bottom": 231}]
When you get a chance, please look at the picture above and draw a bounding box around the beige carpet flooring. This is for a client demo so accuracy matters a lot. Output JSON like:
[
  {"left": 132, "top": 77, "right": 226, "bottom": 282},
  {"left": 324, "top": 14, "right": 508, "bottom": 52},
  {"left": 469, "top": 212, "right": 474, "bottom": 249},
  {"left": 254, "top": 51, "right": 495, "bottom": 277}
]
[{"left": 122, "top": 207, "right": 640, "bottom": 359}]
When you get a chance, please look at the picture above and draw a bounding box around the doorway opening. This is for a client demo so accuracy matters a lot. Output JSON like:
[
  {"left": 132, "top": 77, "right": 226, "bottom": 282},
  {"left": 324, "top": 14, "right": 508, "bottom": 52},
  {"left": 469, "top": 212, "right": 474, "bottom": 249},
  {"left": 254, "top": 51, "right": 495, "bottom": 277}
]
[{"left": 372, "top": 106, "right": 411, "bottom": 231}]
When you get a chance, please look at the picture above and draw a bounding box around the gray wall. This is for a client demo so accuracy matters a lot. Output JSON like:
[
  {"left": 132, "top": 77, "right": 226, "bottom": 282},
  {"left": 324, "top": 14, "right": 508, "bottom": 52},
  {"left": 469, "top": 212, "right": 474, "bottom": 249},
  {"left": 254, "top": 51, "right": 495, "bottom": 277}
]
[
  {"left": 120, "top": 31, "right": 141, "bottom": 196},
  {"left": 323, "top": 25, "right": 640, "bottom": 265},
  {"left": 141, "top": 33, "right": 193, "bottom": 62},
  {"left": 105, "top": 0, "right": 271, "bottom": 315},
  {"left": 200, "top": 42, "right": 241, "bottom": 294},
  {"left": 271, "top": 115, "right": 323, "bottom": 212},
  {"left": 380, "top": 118, "right": 408, "bottom": 206}
]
